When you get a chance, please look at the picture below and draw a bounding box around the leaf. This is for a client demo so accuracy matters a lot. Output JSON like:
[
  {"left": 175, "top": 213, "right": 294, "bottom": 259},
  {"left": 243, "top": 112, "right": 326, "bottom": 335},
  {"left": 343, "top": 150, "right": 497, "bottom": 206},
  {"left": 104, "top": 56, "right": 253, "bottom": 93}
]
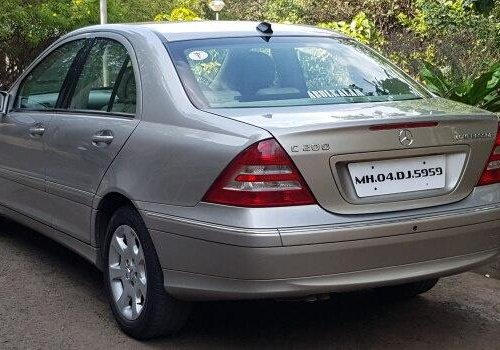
[
  {"left": 481, "top": 93, "right": 500, "bottom": 112},
  {"left": 486, "top": 63, "right": 500, "bottom": 90},
  {"left": 420, "top": 62, "right": 451, "bottom": 96},
  {"left": 466, "top": 64, "right": 500, "bottom": 105}
]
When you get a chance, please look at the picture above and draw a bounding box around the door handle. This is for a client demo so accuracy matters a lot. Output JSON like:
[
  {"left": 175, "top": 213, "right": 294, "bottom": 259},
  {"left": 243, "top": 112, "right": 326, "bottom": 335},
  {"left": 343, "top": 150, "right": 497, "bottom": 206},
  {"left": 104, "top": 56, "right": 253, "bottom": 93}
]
[
  {"left": 92, "top": 130, "right": 114, "bottom": 146},
  {"left": 29, "top": 124, "right": 45, "bottom": 136}
]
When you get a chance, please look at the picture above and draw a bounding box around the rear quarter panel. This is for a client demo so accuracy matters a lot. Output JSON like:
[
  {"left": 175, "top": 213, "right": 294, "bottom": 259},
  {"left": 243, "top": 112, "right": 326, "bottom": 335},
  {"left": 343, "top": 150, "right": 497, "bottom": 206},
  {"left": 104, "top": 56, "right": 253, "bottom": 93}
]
[
  {"left": 95, "top": 28, "right": 270, "bottom": 206},
  {"left": 97, "top": 117, "right": 269, "bottom": 206}
]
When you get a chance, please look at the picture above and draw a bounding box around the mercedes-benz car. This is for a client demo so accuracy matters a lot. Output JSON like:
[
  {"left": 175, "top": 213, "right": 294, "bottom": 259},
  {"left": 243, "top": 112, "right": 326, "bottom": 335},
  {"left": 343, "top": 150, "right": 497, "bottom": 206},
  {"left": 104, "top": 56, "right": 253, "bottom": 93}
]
[{"left": 0, "top": 21, "right": 499, "bottom": 339}]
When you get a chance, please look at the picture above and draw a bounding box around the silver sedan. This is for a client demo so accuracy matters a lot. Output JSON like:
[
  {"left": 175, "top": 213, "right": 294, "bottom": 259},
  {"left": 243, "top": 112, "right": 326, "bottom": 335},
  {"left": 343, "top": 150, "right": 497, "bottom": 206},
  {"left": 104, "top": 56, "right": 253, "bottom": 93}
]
[{"left": 0, "top": 21, "right": 499, "bottom": 339}]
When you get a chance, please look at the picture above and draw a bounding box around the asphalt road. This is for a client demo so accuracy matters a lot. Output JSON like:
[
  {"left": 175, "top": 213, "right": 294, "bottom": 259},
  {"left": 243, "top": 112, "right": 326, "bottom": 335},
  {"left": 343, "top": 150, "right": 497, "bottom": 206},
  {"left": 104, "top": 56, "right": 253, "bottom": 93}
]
[{"left": 0, "top": 217, "right": 499, "bottom": 350}]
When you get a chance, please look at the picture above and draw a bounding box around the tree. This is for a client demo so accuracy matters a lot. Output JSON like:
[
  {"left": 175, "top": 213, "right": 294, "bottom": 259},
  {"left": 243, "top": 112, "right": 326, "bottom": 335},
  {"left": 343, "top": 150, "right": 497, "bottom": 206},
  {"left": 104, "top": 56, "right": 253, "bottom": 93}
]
[
  {"left": 0, "top": 0, "right": 172, "bottom": 89},
  {"left": 1, "top": 0, "right": 498, "bottom": 96}
]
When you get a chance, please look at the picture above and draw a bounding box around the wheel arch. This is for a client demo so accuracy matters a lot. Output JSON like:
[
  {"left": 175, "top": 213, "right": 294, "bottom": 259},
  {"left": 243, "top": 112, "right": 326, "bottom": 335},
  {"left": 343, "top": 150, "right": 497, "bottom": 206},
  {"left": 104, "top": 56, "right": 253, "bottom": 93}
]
[{"left": 93, "top": 191, "right": 140, "bottom": 268}]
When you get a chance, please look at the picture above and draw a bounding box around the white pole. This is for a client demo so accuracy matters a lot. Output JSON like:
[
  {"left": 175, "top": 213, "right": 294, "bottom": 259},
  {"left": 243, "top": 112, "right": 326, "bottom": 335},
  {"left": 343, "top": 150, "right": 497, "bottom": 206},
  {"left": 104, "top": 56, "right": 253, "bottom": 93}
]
[
  {"left": 100, "top": 0, "right": 107, "bottom": 24},
  {"left": 100, "top": 0, "right": 109, "bottom": 86},
  {"left": 103, "top": 45, "right": 110, "bottom": 87},
  {"left": 216, "top": 12, "right": 219, "bottom": 21}
]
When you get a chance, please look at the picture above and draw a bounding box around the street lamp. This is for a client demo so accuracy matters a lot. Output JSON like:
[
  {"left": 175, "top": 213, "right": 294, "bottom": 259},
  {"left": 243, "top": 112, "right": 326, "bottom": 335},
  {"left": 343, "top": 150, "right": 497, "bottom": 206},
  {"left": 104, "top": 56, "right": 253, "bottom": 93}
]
[{"left": 208, "top": 0, "right": 225, "bottom": 21}]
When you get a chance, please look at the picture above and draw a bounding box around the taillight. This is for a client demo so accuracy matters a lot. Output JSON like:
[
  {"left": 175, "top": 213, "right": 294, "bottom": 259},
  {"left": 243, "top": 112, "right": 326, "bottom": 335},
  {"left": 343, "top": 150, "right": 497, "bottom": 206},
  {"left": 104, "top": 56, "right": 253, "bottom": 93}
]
[
  {"left": 203, "top": 139, "right": 316, "bottom": 207},
  {"left": 478, "top": 124, "right": 500, "bottom": 186}
]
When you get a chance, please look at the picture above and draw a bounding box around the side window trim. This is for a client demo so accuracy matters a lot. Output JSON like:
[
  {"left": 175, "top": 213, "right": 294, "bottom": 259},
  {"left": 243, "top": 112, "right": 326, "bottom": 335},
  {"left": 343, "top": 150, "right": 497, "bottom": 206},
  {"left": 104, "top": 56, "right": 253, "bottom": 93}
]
[
  {"left": 107, "top": 56, "right": 130, "bottom": 112},
  {"left": 13, "top": 38, "right": 89, "bottom": 113},
  {"left": 49, "top": 109, "right": 136, "bottom": 119}
]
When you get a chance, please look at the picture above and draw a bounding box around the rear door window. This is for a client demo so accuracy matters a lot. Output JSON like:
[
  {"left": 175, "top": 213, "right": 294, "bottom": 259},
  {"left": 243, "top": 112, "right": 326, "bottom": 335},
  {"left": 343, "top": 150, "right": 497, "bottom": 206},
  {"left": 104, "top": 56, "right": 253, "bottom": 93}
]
[{"left": 68, "top": 39, "right": 136, "bottom": 115}]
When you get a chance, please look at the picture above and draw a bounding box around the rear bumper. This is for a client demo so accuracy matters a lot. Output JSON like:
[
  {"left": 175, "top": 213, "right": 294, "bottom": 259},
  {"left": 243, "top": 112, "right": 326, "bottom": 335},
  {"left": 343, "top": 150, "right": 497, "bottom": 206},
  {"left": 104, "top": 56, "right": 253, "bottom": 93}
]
[
  {"left": 162, "top": 250, "right": 498, "bottom": 300},
  {"left": 143, "top": 200, "right": 500, "bottom": 300}
]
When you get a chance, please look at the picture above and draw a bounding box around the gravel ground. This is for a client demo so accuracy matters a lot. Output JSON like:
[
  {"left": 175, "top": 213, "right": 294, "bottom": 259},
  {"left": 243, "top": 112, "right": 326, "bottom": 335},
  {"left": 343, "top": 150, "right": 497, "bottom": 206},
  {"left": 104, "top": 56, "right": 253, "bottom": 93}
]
[{"left": 0, "top": 217, "right": 499, "bottom": 350}]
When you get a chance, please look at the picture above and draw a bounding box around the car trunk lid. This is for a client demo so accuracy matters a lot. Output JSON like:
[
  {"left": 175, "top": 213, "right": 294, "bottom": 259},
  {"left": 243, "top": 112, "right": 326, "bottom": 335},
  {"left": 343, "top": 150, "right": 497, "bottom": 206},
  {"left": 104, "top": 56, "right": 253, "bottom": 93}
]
[{"left": 207, "top": 98, "right": 498, "bottom": 214}]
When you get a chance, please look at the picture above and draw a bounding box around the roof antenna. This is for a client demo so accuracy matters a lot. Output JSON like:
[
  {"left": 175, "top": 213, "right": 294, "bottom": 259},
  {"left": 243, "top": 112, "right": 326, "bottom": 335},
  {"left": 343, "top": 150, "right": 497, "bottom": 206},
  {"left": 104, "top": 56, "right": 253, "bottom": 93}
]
[{"left": 256, "top": 22, "right": 273, "bottom": 34}]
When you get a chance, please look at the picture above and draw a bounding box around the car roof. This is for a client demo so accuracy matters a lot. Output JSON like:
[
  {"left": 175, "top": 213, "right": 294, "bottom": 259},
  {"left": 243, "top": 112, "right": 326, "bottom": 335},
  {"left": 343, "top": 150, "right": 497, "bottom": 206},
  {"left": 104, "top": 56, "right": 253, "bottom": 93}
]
[{"left": 70, "top": 21, "right": 345, "bottom": 42}]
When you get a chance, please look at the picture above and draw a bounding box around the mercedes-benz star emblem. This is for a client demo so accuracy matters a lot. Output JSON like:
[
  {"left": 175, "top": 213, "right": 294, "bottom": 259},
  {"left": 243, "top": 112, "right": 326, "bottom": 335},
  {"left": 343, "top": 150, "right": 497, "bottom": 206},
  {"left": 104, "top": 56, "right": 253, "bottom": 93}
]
[{"left": 399, "top": 129, "right": 414, "bottom": 146}]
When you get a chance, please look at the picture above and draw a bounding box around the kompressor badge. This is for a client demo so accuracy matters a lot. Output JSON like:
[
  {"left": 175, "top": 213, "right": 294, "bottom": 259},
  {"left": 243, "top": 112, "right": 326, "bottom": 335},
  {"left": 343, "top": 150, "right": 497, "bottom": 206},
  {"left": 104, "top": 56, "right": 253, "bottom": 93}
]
[{"left": 455, "top": 132, "right": 493, "bottom": 141}]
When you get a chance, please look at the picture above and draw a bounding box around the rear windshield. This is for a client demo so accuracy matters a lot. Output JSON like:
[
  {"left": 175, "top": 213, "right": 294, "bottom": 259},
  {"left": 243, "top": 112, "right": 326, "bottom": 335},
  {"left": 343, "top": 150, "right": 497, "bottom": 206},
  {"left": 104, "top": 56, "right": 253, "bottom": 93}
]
[{"left": 167, "top": 36, "right": 429, "bottom": 109}]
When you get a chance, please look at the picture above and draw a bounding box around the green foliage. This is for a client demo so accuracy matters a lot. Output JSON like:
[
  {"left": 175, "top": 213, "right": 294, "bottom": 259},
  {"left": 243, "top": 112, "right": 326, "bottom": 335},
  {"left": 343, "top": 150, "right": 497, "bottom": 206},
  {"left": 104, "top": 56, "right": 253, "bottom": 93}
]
[
  {"left": 421, "top": 62, "right": 500, "bottom": 112},
  {"left": 0, "top": 0, "right": 176, "bottom": 89},
  {"left": 155, "top": 7, "right": 201, "bottom": 22},
  {"left": 153, "top": 0, "right": 208, "bottom": 21},
  {"left": 0, "top": 0, "right": 498, "bottom": 113},
  {"left": 393, "top": 0, "right": 500, "bottom": 83},
  {"left": 263, "top": 0, "right": 307, "bottom": 23},
  {"left": 465, "top": 0, "right": 496, "bottom": 13},
  {"left": 318, "top": 12, "right": 384, "bottom": 47}
]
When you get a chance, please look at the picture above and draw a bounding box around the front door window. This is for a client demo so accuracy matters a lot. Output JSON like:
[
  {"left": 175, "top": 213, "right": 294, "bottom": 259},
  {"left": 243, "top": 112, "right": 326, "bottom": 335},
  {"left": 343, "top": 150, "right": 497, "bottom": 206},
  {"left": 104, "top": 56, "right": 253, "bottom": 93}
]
[{"left": 16, "top": 40, "right": 85, "bottom": 110}]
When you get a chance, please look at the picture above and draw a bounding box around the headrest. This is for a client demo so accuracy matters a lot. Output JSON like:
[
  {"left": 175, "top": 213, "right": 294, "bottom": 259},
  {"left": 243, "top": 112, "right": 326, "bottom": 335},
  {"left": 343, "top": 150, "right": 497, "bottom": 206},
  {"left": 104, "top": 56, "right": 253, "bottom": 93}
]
[{"left": 224, "top": 51, "right": 276, "bottom": 96}]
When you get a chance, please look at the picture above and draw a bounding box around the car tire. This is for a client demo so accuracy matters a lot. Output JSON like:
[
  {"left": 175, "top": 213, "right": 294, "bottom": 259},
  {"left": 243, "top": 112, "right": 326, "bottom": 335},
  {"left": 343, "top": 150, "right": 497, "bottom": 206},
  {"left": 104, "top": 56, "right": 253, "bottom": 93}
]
[
  {"left": 374, "top": 278, "right": 439, "bottom": 299},
  {"left": 103, "top": 205, "right": 191, "bottom": 339}
]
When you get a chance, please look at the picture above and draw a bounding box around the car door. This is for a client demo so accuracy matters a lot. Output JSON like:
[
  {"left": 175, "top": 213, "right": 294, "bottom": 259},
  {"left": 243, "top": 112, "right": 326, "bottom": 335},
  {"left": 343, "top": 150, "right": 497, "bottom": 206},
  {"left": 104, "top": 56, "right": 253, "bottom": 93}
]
[
  {"left": 0, "top": 39, "right": 86, "bottom": 224},
  {"left": 44, "top": 35, "right": 140, "bottom": 243}
]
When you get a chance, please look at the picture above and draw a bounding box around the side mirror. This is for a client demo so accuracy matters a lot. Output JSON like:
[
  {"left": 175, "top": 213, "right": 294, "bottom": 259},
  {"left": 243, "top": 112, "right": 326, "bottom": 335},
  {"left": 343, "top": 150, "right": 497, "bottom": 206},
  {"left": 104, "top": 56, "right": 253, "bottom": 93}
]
[{"left": 0, "top": 91, "right": 10, "bottom": 116}]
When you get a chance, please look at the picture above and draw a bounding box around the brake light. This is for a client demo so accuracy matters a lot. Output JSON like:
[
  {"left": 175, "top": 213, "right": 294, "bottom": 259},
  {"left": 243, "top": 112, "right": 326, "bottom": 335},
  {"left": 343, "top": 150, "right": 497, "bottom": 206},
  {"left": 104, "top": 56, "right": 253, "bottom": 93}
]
[
  {"left": 369, "top": 121, "right": 438, "bottom": 131},
  {"left": 203, "top": 139, "right": 316, "bottom": 207},
  {"left": 478, "top": 124, "right": 500, "bottom": 186}
]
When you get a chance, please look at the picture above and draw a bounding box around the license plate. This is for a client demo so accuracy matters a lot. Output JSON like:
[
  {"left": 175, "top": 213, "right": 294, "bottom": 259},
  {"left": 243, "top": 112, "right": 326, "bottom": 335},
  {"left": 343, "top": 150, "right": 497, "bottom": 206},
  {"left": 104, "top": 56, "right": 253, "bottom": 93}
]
[{"left": 348, "top": 155, "right": 446, "bottom": 198}]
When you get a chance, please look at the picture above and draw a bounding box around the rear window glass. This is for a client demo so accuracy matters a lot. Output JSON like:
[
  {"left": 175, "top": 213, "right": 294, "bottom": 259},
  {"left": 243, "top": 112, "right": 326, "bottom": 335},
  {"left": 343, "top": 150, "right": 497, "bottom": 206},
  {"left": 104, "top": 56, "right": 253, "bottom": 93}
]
[{"left": 167, "top": 36, "right": 428, "bottom": 109}]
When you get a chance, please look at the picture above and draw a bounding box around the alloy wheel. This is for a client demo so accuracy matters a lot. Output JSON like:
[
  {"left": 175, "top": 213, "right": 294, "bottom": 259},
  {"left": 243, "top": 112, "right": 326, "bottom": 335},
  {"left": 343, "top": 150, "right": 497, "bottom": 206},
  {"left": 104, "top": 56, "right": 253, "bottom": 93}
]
[{"left": 108, "top": 225, "right": 147, "bottom": 320}]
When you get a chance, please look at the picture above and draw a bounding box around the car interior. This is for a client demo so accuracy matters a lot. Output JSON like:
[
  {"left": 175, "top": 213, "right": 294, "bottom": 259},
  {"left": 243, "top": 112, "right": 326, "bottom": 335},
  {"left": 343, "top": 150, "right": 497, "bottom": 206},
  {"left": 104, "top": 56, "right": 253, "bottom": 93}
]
[{"left": 209, "top": 49, "right": 305, "bottom": 102}]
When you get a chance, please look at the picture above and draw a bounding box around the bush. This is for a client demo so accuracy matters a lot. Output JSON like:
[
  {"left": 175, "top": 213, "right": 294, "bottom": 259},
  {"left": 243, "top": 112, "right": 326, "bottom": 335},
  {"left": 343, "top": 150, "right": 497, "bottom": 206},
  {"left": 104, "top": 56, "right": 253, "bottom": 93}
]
[
  {"left": 1, "top": 0, "right": 498, "bottom": 112},
  {"left": 318, "top": 12, "right": 384, "bottom": 47},
  {"left": 155, "top": 7, "right": 201, "bottom": 22},
  {"left": 394, "top": 0, "right": 500, "bottom": 83},
  {"left": 421, "top": 61, "right": 500, "bottom": 112}
]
